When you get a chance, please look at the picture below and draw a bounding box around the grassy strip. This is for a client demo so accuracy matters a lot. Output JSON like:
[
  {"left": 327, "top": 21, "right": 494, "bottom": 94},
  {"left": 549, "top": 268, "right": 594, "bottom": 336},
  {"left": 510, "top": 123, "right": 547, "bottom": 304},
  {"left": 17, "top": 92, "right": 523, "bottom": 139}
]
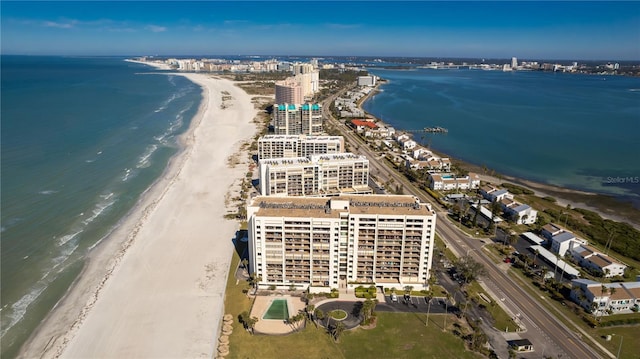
[{"left": 464, "top": 281, "right": 518, "bottom": 332}]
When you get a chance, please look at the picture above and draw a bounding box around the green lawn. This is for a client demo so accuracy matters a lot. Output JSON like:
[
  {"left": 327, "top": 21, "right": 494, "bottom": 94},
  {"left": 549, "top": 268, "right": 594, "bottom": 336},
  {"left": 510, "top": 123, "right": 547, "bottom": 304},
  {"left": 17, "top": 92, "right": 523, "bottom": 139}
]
[
  {"left": 222, "top": 245, "right": 482, "bottom": 359},
  {"left": 338, "top": 313, "right": 482, "bottom": 359},
  {"left": 593, "top": 326, "right": 640, "bottom": 359}
]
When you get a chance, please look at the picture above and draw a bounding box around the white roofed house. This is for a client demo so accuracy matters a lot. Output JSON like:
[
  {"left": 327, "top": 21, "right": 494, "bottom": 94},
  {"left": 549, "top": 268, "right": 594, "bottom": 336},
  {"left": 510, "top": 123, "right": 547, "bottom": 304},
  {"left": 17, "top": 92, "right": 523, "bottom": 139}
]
[
  {"left": 541, "top": 223, "right": 563, "bottom": 240},
  {"left": 571, "top": 245, "right": 627, "bottom": 278},
  {"left": 413, "top": 147, "right": 433, "bottom": 160},
  {"left": 401, "top": 139, "right": 417, "bottom": 150},
  {"left": 480, "top": 185, "right": 513, "bottom": 202},
  {"left": 499, "top": 198, "right": 538, "bottom": 225},
  {"left": 550, "top": 232, "right": 587, "bottom": 257}
]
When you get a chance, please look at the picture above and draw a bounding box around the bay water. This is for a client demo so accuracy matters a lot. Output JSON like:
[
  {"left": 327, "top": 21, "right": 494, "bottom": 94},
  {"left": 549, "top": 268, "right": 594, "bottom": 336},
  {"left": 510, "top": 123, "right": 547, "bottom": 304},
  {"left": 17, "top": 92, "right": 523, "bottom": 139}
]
[
  {"left": 363, "top": 68, "right": 640, "bottom": 206},
  {"left": 0, "top": 56, "right": 201, "bottom": 357}
]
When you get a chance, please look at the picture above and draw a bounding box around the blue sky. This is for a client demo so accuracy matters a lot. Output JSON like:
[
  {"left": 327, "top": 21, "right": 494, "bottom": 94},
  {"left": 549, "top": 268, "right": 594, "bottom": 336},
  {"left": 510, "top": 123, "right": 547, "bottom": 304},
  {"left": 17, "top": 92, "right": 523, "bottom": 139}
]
[{"left": 2, "top": 1, "right": 639, "bottom": 60}]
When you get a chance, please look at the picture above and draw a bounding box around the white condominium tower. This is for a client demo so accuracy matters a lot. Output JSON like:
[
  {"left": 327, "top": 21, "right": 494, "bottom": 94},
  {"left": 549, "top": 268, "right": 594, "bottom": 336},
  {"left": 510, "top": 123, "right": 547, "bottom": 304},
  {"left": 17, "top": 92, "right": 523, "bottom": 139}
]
[
  {"left": 257, "top": 135, "right": 345, "bottom": 160},
  {"left": 247, "top": 194, "right": 437, "bottom": 291},
  {"left": 259, "top": 153, "right": 370, "bottom": 196},
  {"left": 273, "top": 103, "right": 323, "bottom": 135}
]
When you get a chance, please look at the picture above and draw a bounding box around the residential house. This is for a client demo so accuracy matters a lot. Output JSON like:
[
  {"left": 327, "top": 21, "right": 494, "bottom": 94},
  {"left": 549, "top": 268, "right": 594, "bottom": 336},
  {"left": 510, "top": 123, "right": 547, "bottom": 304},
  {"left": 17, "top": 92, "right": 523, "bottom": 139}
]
[
  {"left": 570, "top": 279, "right": 640, "bottom": 315},
  {"left": 571, "top": 245, "right": 627, "bottom": 277},
  {"left": 551, "top": 232, "right": 587, "bottom": 257},
  {"left": 541, "top": 223, "right": 563, "bottom": 240}
]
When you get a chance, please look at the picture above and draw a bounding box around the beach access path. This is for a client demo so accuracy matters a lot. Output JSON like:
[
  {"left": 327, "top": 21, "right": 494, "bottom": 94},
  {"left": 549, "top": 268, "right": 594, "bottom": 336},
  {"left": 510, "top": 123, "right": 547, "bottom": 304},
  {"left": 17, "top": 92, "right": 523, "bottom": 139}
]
[{"left": 20, "top": 73, "right": 257, "bottom": 358}]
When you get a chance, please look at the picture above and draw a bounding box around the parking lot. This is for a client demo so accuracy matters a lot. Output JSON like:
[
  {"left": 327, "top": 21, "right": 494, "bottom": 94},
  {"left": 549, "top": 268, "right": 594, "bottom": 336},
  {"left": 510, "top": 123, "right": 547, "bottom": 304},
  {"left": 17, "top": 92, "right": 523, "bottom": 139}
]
[{"left": 377, "top": 295, "right": 453, "bottom": 314}]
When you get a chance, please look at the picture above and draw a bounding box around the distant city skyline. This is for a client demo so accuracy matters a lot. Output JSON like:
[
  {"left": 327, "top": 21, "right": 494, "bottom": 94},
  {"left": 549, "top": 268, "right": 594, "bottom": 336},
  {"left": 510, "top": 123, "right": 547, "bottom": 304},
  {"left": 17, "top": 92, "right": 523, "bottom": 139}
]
[{"left": 2, "top": 1, "right": 639, "bottom": 61}]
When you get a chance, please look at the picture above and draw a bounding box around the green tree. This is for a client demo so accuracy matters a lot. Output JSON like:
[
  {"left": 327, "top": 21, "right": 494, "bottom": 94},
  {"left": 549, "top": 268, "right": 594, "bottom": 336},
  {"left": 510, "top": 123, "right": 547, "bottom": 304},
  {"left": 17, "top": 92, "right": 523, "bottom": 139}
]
[
  {"left": 454, "top": 255, "right": 487, "bottom": 285},
  {"left": 245, "top": 316, "right": 259, "bottom": 335},
  {"left": 314, "top": 308, "right": 326, "bottom": 328},
  {"left": 332, "top": 321, "right": 346, "bottom": 342}
]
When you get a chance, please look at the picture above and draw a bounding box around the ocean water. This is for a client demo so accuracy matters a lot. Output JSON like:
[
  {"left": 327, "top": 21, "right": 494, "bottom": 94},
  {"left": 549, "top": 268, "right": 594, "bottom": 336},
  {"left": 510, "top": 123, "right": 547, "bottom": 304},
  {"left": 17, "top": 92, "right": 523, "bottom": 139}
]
[
  {"left": 363, "top": 68, "right": 640, "bottom": 206},
  {"left": 0, "top": 56, "right": 201, "bottom": 357}
]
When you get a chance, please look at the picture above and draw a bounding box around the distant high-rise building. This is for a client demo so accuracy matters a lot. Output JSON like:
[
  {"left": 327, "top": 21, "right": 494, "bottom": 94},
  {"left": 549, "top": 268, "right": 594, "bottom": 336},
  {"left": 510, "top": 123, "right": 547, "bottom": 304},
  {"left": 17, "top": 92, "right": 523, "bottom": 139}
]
[
  {"left": 292, "top": 62, "right": 315, "bottom": 74},
  {"left": 247, "top": 194, "right": 437, "bottom": 291},
  {"left": 294, "top": 72, "right": 319, "bottom": 97},
  {"left": 273, "top": 103, "right": 323, "bottom": 135},
  {"left": 511, "top": 57, "right": 518, "bottom": 69},
  {"left": 357, "top": 76, "right": 377, "bottom": 87},
  {"left": 275, "top": 80, "right": 304, "bottom": 104}
]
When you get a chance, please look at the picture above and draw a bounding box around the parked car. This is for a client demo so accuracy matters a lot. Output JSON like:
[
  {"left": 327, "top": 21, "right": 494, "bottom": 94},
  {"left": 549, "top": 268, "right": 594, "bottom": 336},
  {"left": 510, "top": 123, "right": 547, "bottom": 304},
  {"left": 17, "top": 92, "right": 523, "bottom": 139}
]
[{"left": 390, "top": 293, "right": 398, "bottom": 302}]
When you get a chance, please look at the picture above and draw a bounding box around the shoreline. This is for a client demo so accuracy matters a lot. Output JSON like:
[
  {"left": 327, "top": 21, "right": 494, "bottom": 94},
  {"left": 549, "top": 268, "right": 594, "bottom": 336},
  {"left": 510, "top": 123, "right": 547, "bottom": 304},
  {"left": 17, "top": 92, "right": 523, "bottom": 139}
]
[
  {"left": 19, "top": 69, "right": 257, "bottom": 358},
  {"left": 359, "top": 77, "right": 640, "bottom": 229},
  {"left": 124, "top": 58, "right": 172, "bottom": 70}
]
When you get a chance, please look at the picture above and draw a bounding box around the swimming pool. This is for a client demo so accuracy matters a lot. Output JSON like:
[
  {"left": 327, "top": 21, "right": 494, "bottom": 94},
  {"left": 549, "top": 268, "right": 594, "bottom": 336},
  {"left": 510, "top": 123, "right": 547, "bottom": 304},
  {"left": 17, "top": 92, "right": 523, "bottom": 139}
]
[{"left": 263, "top": 299, "right": 289, "bottom": 320}]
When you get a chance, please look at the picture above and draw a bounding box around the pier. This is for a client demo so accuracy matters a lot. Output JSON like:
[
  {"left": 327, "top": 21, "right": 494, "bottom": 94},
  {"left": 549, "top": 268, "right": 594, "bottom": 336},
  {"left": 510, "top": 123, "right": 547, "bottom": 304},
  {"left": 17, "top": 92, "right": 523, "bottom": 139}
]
[{"left": 406, "top": 126, "right": 449, "bottom": 134}]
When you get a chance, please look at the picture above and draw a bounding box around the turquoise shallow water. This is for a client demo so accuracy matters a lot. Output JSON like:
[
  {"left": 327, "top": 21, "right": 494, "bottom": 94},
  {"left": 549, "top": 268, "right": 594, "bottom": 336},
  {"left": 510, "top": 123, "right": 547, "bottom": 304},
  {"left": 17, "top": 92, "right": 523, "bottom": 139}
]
[
  {"left": 363, "top": 68, "right": 640, "bottom": 206},
  {"left": 0, "top": 56, "right": 201, "bottom": 357}
]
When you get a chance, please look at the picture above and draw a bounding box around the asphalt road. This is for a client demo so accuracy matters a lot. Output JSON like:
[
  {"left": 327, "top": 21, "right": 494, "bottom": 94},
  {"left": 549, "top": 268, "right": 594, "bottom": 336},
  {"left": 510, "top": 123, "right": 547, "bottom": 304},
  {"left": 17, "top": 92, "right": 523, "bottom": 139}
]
[{"left": 322, "top": 92, "right": 606, "bottom": 359}]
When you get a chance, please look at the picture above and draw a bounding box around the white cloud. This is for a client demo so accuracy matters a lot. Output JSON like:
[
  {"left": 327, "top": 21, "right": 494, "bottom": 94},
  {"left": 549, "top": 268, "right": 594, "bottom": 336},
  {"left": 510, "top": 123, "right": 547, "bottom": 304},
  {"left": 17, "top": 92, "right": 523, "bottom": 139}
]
[
  {"left": 43, "top": 19, "right": 79, "bottom": 29},
  {"left": 146, "top": 25, "right": 167, "bottom": 33}
]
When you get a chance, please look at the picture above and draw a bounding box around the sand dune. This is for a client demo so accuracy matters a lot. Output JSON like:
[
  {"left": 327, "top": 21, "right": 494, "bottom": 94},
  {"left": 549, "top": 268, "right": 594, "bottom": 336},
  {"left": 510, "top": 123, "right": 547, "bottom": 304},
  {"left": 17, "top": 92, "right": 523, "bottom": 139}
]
[{"left": 20, "top": 73, "right": 257, "bottom": 358}]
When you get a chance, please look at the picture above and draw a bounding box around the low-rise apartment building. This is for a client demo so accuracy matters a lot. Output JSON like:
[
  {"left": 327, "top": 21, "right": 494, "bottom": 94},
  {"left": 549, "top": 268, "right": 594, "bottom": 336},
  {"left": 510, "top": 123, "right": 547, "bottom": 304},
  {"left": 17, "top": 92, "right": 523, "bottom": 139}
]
[
  {"left": 550, "top": 231, "right": 587, "bottom": 257},
  {"left": 499, "top": 198, "right": 538, "bottom": 225},
  {"left": 429, "top": 173, "right": 480, "bottom": 191},
  {"left": 571, "top": 245, "right": 627, "bottom": 277},
  {"left": 247, "top": 194, "right": 437, "bottom": 292},
  {"left": 570, "top": 279, "right": 640, "bottom": 315}
]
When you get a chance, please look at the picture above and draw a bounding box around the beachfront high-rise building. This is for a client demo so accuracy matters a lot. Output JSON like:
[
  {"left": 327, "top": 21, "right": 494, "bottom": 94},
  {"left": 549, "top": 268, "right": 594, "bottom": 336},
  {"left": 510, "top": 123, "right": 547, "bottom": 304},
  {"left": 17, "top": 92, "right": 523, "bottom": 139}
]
[
  {"left": 275, "top": 80, "right": 304, "bottom": 105},
  {"left": 292, "top": 63, "right": 315, "bottom": 75},
  {"left": 259, "top": 153, "right": 370, "bottom": 196},
  {"left": 294, "top": 72, "right": 320, "bottom": 97},
  {"left": 258, "top": 135, "right": 345, "bottom": 160},
  {"left": 357, "top": 76, "right": 377, "bottom": 87},
  {"left": 511, "top": 57, "right": 518, "bottom": 69},
  {"left": 273, "top": 103, "right": 323, "bottom": 135},
  {"left": 247, "top": 194, "right": 437, "bottom": 291}
]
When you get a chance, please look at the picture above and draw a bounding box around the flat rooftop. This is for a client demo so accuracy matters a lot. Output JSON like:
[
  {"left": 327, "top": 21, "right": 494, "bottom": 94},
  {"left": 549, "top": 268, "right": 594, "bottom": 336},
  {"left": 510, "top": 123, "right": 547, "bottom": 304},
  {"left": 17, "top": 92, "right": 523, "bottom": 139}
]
[{"left": 251, "top": 194, "right": 434, "bottom": 218}]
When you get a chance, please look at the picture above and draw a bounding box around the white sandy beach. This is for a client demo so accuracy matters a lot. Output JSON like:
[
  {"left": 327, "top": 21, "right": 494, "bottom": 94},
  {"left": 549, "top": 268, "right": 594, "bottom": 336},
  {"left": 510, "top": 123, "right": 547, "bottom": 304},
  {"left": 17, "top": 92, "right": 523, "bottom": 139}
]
[{"left": 20, "top": 72, "right": 257, "bottom": 358}]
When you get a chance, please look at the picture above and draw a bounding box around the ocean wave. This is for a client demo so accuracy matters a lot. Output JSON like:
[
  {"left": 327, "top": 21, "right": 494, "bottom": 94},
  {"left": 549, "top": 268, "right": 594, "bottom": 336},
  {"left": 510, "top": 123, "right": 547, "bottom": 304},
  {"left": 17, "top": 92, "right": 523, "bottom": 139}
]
[
  {"left": 1, "top": 284, "right": 47, "bottom": 338},
  {"left": 137, "top": 144, "right": 157, "bottom": 168},
  {"left": 2, "top": 240, "right": 80, "bottom": 338},
  {"left": 82, "top": 194, "right": 116, "bottom": 226},
  {"left": 122, "top": 168, "right": 133, "bottom": 182},
  {"left": 57, "top": 230, "right": 83, "bottom": 247},
  {"left": 154, "top": 90, "right": 187, "bottom": 114},
  {"left": 39, "top": 190, "right": 58, "bottom": 195}
]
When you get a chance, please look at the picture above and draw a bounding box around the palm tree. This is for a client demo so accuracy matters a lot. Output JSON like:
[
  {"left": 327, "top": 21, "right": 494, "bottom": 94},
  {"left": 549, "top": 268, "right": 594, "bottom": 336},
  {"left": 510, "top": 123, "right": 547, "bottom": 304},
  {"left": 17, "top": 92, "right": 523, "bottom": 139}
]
[
  {"left": 608, "top": 287, "right": 617, "bottom": 313},
  {"left": 533, "top": 249, "right": 540, "bottom": 268},
  {"left": 306, "top": 304, "right": 315, "bottom": 323},
  {"left": 443, "top": 292, "right": 451, "bottom": 332},
  {"left": 540, "top": 267, "right": 548, "bottom": 285},
  {"left": 332, "top": 321, "right": 346, "bottom": 342},
  {"left": 314, "top": 308, "right": 325, "bottom": 328},
  {"left": 246, "top": 316, "right": 259, "bottom": 335}
]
